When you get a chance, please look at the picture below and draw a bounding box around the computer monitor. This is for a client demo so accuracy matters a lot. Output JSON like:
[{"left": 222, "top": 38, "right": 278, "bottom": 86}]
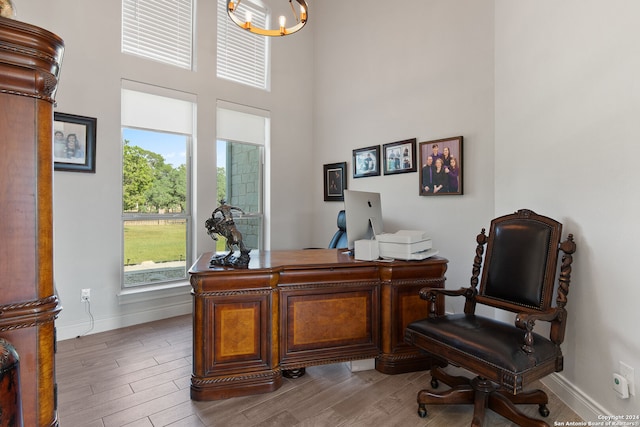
[{"left": 343, "top": 190, "right": 385, "bottom": 251}]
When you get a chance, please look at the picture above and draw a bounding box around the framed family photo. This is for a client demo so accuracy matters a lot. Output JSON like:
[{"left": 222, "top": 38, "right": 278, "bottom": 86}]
[
  {"left": 352, "top": 145, "right": 381, "bottom": 178},
  {"left": 323, "top": 162, "right": 347, "bottom": 201},
  {"left": 419, "top": 136, "right": 463, "bottom": 196},
  {"left": 53, "top": 112, "right": 97, "bottom": 173},
  {"left": 383, "top": 138, "right": 417, "bottom": 175}
]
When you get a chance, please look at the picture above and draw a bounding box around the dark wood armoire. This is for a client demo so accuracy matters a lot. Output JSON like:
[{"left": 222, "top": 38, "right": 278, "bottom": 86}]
[{"left": 0, "top": 16, "right": 64, "bottom": 426}]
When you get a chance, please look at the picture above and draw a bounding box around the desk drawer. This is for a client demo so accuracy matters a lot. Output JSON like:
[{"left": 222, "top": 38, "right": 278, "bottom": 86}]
[{"left": 278, "top": 265, "right": 379, "bottom": 284}]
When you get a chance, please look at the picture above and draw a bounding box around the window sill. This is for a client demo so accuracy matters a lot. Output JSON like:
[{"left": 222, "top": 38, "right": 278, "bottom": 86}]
[{"left": 117, "top": 281, "right": 192, "bottom": 305}]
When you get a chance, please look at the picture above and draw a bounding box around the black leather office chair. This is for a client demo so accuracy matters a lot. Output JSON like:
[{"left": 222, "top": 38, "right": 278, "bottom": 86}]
[
  {"left": 328, "top": 210, "right": 348, "bottom": 249},
  {"left": 404, "top": 209, "right": 576, "bottom": 426}
]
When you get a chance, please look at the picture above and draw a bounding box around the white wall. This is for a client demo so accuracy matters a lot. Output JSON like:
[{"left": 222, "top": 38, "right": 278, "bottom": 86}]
[
  {"left": 14, "top": 0, "right": 640, "bottom": 419},
  {"left": 495, "top": 0, "right": 640, "bottom": 419},
  {"left": 312, "top": 0, "right": 640, "bottom": 420},
  {"left": 17, "top": 0, "right": 315, "bottom": 340},
  {"left": 311, "top": 0, "right": 496, "bottom": 311}
]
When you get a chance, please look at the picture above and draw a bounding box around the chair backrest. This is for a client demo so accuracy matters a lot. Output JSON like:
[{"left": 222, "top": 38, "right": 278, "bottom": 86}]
[
  {"left": 475, "top": 209, "right": 562, "bottom": 314},
  {"left": 328, "top": 210, "right": 348, "bottom": 249}
]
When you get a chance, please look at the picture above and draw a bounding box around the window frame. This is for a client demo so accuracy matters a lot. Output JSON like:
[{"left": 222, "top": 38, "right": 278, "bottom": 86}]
[
  {"left": 121, "top": 128, "right": 193, "bottom": 289},
  {"left": 216, "top": 101, "right": 270, "bottom": 251},
  {"left": 122, "top": 0, "right": 195, "bottom": 70},
  {"left": 121, "top": 82, "right": 195, "bottom": 289},
  {"left": 216, "top": 0, "right": 271, "bottom": 90}
]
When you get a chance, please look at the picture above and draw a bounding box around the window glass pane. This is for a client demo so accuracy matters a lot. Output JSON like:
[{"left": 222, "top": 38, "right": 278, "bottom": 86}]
[
  {"left": 123, "top": 128, "right": 189, "bottom": 286},
  {"left": 124, "top": 219, "right": 187, "bottom": 285},
  {"left": 216, "top": 139, "right": 263, "bottom": 251},
  {"left": 123, "top": 129, "right": 188, "bottom": 213},
  {"left": 233, "top": 216, "right": 261, "bottom": 251}
]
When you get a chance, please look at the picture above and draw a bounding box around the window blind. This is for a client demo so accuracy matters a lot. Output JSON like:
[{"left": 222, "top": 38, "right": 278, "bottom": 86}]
[
  {"left": 122, "top": 0, "right": 194, "bottom": 70},
  {"left": 216, "top": 0, "right": 269, "bottom": 90},
  {"left": 217, "top": 100, "right": 269, "bottom": 146}
]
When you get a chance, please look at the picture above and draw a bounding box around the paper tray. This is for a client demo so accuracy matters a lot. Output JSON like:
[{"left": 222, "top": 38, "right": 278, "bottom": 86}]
[
  {"left": 380, "top": 248, "right": 439, "bottom": 261},
  {"left": 378, "top": 239, "right": 432, "bottom": 254},
  {"left": 376, "top": 230, "right": 430, "bottom": 244}
]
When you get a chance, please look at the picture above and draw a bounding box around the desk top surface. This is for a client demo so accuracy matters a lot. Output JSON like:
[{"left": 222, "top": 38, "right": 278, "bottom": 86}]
[{"left": 190, "top": 248, "right": 447, "bottom": 274}]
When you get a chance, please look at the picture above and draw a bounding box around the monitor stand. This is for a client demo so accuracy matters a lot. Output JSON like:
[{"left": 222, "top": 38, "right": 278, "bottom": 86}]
[{"left": 347, "top": 217, "right": 380, "bottom": 257}]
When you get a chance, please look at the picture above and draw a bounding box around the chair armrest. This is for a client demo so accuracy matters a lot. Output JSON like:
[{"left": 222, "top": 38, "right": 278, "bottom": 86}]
[
  {"left": 515, "top": 307, "right": 565, "bottom": 353},
  {"left": 418, "top": 286, "right": 467, "bottom": 301},
  {"left": 515, "top": 308, "right": 563, "bottom": 328},
  {"left": 419, "top": 287, "right": 473, "bottom": 317}
]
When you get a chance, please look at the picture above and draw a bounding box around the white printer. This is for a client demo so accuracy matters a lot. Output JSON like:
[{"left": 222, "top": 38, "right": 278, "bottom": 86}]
[{"left": 375, "top": 230, "right": 438, "bottom": 260}]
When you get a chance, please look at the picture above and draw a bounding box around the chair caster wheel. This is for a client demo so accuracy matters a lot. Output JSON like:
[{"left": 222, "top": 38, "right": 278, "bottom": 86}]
[
  {"left": 539, "top": 404, "right": 550, "bottom": 417},
  {"left": 430, "top": 378, "right": 439, "bottom": 388},
  {"left": 418, "top": 404, "right": 428, "bottom": 418}
]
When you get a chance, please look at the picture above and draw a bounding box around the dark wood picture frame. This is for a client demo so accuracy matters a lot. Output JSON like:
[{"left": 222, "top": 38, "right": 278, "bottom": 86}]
[
  {"left": 323, "top": 162, "right": 347, "bottom": 201},
  {"left": 352, "top": 145, "right": 381, "bottom": 178},
  {"left": 419, "top": 136, "right": 463, "bottom": 196},
  {"left": 53, "top": 112, "right": 97, "bottom": 173},
  {"left": 383, "top": 138, "right": 417, "bottom": 175}
]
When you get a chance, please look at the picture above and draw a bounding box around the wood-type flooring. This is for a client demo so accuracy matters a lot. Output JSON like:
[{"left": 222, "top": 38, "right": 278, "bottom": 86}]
[{"left": 56, "top": 314, "right": 584, "bottom": 426}]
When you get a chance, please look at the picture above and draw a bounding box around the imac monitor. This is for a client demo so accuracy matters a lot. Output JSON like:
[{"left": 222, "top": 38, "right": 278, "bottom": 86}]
[{"left": 343, "top": 190, "right": 384, "bottom": 251}]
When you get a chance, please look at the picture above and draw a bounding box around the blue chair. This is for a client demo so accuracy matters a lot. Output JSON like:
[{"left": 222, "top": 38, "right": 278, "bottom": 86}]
[{"left": 328, "top": 210, "right": 348, "bottom": 249}]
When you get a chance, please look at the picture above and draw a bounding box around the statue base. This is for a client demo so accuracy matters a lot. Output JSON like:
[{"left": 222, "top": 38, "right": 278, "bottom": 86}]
[{"left": 209, "top": 249, "right": 251, "bottom": 269}]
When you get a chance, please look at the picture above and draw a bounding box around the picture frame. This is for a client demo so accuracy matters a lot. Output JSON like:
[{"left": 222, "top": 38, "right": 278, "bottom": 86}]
[
  {"left": 352, "top": 145, "right": 381, "bottom": 178},
  {"left": 323, "top": 162, "right": 347, "bottom": 201},
  {"left": 419, "top": 136, "right": 463, "bottom": 196},
  {"left": 53, "top": 112, "right": 97, "bottom": 173},
  {"left": 383, "top": 138, "right": 417, "bottom": 175}
]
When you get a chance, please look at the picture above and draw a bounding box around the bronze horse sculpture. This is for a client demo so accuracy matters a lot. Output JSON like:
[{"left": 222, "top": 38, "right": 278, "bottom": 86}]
[{"left": 205, "top": 200, "right": 251, "bottom": 268}]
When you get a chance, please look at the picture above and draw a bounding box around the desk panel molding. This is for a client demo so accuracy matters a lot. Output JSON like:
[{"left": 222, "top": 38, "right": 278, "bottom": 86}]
[
  {"left": 196, "top": 289, "right": 275, "bottom": 297},
  {"left": 192, "top": 369, "right": 281, "bottom": 386},
  {"left": 278, "top": 279, "right": 380, "bottom": 291}
]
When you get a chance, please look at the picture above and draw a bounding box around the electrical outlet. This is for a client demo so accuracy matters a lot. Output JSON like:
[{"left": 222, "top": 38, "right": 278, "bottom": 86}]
[
  {"left": 620, "top": 362, "right": 635, "bottom": 396},
  {"left": 81, "top": 288, "right": 91, "bottom": 303}
]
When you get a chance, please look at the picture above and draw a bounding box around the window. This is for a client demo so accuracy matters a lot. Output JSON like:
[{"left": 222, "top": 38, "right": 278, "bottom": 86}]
[
  {"left": 122, "top": 0, "right": 194, "bottom": 70},
  {"left": 121, "top": 82, "right": 195, "bottom": 287},
  {"left": 216, "top": 0, "right": 269, "bottom": 90},
  {"left": 216, "top": 102, "right": 269, "bottom": 250}
]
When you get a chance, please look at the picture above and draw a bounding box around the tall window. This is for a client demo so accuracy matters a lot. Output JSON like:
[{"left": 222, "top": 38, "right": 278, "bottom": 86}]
[
  {"left": 121, "top": 82, "right": 195, "bottom": 287},
  {"left": 122, "top": 0, "right": 194, "bottom": 70},
  {"left": 216, "top": 0, "right": 269, "bottom": 90},
  {"left": 216, "top": 102, "right": 268, "bottom": 250}
]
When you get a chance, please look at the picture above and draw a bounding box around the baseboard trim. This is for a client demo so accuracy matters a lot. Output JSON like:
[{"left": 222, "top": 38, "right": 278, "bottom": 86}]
[
  {"left": 541, "top": 373, "right": 607, "bottom": 422},
  {"left": 56, "top": 302, "right": 192, "bottom": 341}
]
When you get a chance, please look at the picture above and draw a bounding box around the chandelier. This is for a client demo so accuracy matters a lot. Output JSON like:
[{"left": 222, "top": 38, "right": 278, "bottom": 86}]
[{"left": 227, "top": 0, "right": 308, "bottom": 37}]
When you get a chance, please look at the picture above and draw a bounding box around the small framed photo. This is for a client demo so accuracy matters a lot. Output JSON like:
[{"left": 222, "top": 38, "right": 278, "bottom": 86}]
[
  {"left": 352, "top": 145, "right": 381, "bottom": 178},
  {"left": 383, "top": 138, "right": 417, "bottom": 175},
  {"left": 419, "top": 136, "right": 463, "bottom": 196},
  {"left": 53, "top": 112, "right": 97, "bottom": 173},
  {"left": 323, "top": 162, "right": 347, "bottom": 201}
]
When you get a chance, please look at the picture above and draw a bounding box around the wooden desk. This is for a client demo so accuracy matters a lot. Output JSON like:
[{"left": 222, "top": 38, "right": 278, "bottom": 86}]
[{"left": 189, "top": 249, "right": 447, "bottom": 400}]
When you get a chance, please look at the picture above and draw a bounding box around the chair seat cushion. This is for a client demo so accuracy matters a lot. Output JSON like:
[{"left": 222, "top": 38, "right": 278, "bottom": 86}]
[{"left": 406, "top": 314, "right": 560, "bottom": 374}]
